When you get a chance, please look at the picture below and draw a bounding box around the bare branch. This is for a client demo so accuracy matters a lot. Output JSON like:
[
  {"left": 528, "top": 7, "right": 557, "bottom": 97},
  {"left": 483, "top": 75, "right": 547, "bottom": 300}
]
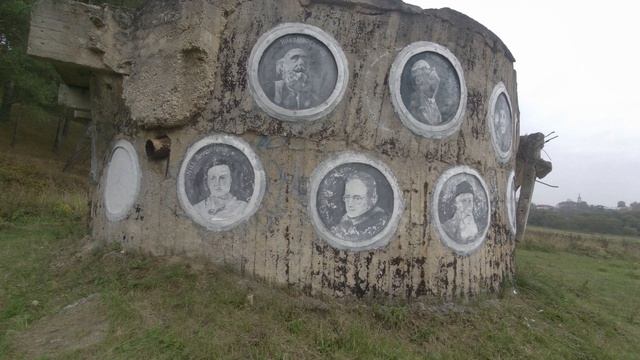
[{"left": 536, "top": 180, "right": 559, "bottom": 188}]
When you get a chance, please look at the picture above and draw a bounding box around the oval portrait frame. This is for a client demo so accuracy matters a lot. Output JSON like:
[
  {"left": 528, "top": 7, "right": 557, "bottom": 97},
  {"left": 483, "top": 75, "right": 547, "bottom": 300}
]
[
  {"left": 506, "top": 170, "right": 517, "bottom": 234},
  {"left": 487, "top": 82, "right": 515, "bottom": 163},
  {"left": 389, "top": 41, "right": 467, "bottom": 139},
  {"left": 308, "top": 152, "right": 404, "bottom": 252},
  {"left": 104, "top": 139, "right": 141, "bottom": 222},
  {"left": 248, "top": 23, "right": 349, "bottom": 122},
  {"left": 177, "top": 135, "right": 266, "bottom": 232},
  {"left": 432, "top": 166, "right": 491, "bottom": 256}
]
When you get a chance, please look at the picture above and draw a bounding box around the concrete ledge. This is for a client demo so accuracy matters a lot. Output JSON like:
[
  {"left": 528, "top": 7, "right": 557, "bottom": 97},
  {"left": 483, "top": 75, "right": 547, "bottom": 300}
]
[{"left": 28, "top": 0, "right": 132, "bottom": 85}]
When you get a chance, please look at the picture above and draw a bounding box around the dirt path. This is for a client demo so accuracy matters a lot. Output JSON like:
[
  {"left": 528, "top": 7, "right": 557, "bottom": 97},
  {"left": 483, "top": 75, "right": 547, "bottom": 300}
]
[{"left": 11, "top": 294, "right": 108, "bottom": 359}]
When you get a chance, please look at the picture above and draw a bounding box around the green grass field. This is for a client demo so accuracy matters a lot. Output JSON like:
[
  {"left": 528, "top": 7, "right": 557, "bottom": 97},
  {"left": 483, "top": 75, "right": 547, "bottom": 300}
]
[
  {"left": 1, "top": 115, "right": 639, "bottom": 359},
  {"left": 1, "top": 215, "right": 639, "bottom": 359}
]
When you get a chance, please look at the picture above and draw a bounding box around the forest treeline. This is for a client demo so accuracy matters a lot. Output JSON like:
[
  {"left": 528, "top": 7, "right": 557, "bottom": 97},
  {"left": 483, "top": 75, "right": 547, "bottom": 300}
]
[
  {"left": 0, "top": 0, "right": 143, "bottom": 123},
  {"left": 528, "top": 205, "right": 640, "bottom": 237}
]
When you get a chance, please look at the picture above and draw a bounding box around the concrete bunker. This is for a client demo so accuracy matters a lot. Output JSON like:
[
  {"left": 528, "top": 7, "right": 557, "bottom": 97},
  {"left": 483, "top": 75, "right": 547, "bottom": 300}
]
[{"left": 29, "top": 0, "right": 549, "bottom": 299}]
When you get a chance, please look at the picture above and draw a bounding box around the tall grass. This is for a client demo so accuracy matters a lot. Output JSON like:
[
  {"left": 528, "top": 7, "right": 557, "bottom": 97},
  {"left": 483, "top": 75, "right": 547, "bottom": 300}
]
[
  {"left": 0, "top": 107, "right": 89, "bottom": 226},
  {"left": 0, "top": 149, "right": 88, "bottom": 227},
  {"left": 523, "top": 226, "right": 640, "bottom": 261}
]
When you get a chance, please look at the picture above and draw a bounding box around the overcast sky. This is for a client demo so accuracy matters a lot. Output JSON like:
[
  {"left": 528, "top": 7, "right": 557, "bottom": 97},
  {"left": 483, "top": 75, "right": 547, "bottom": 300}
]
[{"left": 404, "top": 0, "right": 639, "bottom": 207}]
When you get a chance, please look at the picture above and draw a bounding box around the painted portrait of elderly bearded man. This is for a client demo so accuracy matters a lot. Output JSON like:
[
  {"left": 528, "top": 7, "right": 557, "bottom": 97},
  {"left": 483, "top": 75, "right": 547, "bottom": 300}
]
[
  {"left": 435, "top": 169, "right": 490, "bottom": 251},
  {"left": 274, "top": 48, "right": 320, "bottom": 110},
  {"left": 256, "top": 33, "right": 339, "bottom": 113},
  {"left": 442, "top": 181, "right": 479, "bottom": 244}
]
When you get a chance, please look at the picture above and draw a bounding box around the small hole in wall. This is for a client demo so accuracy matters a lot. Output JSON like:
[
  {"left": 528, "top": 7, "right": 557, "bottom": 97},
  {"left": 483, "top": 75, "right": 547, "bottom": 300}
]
[{"left": 145, "top": 135, "right": 171, "bottom": 160}]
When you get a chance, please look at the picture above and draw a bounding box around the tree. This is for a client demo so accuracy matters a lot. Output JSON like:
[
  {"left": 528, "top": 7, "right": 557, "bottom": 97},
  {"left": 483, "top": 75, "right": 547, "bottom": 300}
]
[
  {"left": 617, "top": 201, "right": 627, "bottom": 208},
  {"left": 1, "top": 0, "right": 148, "bottom": 123},
  {"left": 0, "top": 0, "right": 60, "bottom": 122}
]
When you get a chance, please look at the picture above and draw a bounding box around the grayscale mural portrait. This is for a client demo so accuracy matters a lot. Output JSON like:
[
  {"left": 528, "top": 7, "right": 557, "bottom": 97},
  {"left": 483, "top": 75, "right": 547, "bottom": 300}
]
[
  {"left": 184, "top": 144, "right": 254, "bottom": 220},
  {"left": 494, "top": 93, "right": 513, "bottom": 153},
  {"left": 488, "top": 82, "right": 514, "bottom": 162},
  {"left": 177, "top": 135, "right": 266, "bottom": 231},
  {"left": 318, "top": 163, "right": 393, "bottom": 241},
  {"left": 400, "top": 53, "right": 460, "bottom": 126},
  {"left": 248, "top": 23, "right": 349, "bottom": 122},
  {"left": 506, "top": 171, "right": 517, "bottom": 233},
  {"left": 104, "top": 139, "right": 141, "bottom": 222},
  {"left": 390, "top": 42, "right": 467, "bottom": 138},
  {"left": 309, "top": 153, "right": 404, "bottom": 251},
  {"left": 433, "top": 166, "right": 491, "bottom": 255},
  {"left": 258, "top": 34, "right": 337, "bottom": 110}
]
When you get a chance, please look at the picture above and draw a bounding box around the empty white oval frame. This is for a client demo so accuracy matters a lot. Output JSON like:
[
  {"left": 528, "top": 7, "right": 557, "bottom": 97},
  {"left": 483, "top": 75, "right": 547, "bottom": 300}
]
[
  {"left": 389, "top": 41, "right": 467, "bottom": 139},
  {"left": 308, "top": 152, "right": 404, "bottom": 251},
  {"left": 177, "top": 135, "right": 266, "bottom": 232},
  {"left": 432, "top": 166, "right": 491, "bottom": 255},
  {"left": 248, "top": 23, "right": 349, "bottom": 122},
  {"left": 506, "top": 170, "right": 517, "bottom": 234},
  {"left": 487, "top": 82, "right": 515, "bottom": 163},
  {"left": 104, "top": 139, "right": 141, "bottom": 222}
]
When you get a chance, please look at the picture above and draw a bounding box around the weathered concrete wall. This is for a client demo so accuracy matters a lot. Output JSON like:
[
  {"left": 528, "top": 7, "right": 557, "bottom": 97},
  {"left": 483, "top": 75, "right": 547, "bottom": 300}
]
[{"left": 32, "top": 0, "right": 519, "bottom": 299}]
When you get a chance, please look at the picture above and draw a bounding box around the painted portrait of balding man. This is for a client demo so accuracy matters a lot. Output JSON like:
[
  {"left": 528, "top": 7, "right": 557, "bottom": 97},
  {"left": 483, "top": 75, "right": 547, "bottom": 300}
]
[{"left": 331, "top": 172, "right": 390, "bottom": 242}]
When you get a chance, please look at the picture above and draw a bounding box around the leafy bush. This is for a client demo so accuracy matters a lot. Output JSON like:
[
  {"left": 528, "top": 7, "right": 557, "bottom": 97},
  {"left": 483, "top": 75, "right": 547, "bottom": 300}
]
[{"left": 529, "top": 206, "right": 640, "bottom": 237}]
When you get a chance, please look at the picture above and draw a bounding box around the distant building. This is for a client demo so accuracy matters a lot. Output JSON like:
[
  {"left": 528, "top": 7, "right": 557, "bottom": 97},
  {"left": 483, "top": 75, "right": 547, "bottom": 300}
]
[
  {"left": 558, "top": 195, "right": 589, "bottom": 211},
  {"left": 557, "top": 199, "right": 577, "bottom": 210},
  {"left": 576, "top": 194, "right": 589, "bottom": 210},
  {"left": 535, "top": 204, "right": 555, "bottom": 210}
]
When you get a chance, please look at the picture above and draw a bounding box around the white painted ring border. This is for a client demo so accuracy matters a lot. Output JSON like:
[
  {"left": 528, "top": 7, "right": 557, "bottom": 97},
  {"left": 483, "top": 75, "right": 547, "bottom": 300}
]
[
  {"left": 506, "top": 170, "right": 517, "bottom": 234},
  {"left": 487, "top": 81, "right": 515, "bottom": 163},
  {"left": 308, "top": 152, "right": 405, "bottom": 252},
  {"left": 177, "top": 134, "right": 266, "bottom": 232},
  {"left": 432, "top": 165, "right": 491, "bottom": 256},
  {"left": 248, "top": 23, "right": 349, "bottom": 122},
  {"left": 389, "top": 41, "right": 467, "bottom": 139},
  {"left": 104, "top": 139, "right": 142, "bottom": 222}
]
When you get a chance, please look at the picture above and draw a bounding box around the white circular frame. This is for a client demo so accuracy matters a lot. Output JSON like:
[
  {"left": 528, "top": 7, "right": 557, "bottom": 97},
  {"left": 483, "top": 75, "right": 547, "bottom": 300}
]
[
  {"left": 506, "top": 170, "right": 517, "bottom": 234},
  {"left": 389, "top": 41, "right": 467, "bottom": 139},
  {"left": 104, "top": 139, "right": 141, "bottom": 222},
  {"left": 432, "top": 166, "right": 491, "bottom": 256},
  {"left": 248, "top": 23, "right": 349, "bottom": 122},
  {"left": 308, "top": 152, "right": 404, "bottom": 252},
  {"left": 177, "top": 135, "right": 266, "bottom": 232},
  {"left": 487, "top": 82, "right": 515, "bottom": 163}
]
